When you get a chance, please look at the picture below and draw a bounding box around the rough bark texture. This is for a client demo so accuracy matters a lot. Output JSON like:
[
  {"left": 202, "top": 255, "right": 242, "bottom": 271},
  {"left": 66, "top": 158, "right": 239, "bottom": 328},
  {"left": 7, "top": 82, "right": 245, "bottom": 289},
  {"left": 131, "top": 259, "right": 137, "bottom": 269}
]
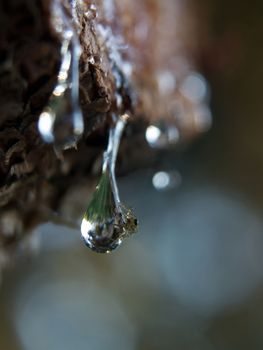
[{"left": 0, "top": 0, "right": 208, "bottom": 260}]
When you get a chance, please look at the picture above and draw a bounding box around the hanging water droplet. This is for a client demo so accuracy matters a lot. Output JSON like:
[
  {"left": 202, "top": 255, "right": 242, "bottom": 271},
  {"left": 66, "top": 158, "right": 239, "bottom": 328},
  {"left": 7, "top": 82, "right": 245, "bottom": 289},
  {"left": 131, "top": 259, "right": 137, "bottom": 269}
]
[
  {"left": 81, "top": 115, "right": 137, "bottom": 253},
  {"left": 81, "top": 173, "right": 126, "bottom": 253},
  {"left": 152, "top": 171, "right": 182, "bottom": 191},
  {"left": 145, "top": 125, "right": 161, "bottom": 145},
  {"left": 180, "top": 72, "right": 208, "bottom": 103},
  {"left": 145, "top": 123, "right": 180, "bottom": 149},
  {"left": 38, "top": 88, "right": 84, "bottom": 149},
  {"left": 38, "top": 0, "right": 84, "bottom": 151}
]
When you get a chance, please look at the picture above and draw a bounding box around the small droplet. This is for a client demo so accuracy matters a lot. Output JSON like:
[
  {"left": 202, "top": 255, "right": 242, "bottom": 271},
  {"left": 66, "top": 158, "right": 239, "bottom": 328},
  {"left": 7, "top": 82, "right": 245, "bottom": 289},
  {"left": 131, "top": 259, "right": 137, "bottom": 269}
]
[
  {"left": 152, "top": 171, "right": 182, "bottom": 191},
  {"left": 145, "top": 124, "right": 180, "bottom": 149},
  {"left": 145, "top": 125, "right": 161, "bottom": 146},
  {"left": 180, "top": 72, "right": 208, "bottom": 103},
  {"left": 81, "top": 173, "right": 137, "bottom": 253},
  {"left": 38, "top": 89, "right": 84, "bottom": 149}
]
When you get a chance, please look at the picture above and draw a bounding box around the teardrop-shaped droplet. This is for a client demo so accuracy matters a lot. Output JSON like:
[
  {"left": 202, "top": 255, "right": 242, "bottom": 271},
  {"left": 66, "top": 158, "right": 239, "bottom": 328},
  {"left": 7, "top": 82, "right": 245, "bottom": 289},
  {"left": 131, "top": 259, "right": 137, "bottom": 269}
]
[
  {"left": 42, "top": 88, "right": 83, "bottom": 149},
  {"left": 81, "top": 115, "right": 138, "bottom": 253},
  {"left": 81, "top": 173, "right": 138, "bottom": 253},
  {"left": 81, "top": 173, "right": 126, "bottom": 253},
  {"left": 38, "top": 1, "right": 84, "bottom": 150}
]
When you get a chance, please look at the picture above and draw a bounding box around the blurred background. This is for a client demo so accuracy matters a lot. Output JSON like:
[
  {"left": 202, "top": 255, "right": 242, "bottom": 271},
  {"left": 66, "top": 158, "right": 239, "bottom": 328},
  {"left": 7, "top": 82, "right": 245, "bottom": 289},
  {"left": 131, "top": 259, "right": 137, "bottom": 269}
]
[{"left": 1, "top": 0, "right": 263, "bottom": 349}]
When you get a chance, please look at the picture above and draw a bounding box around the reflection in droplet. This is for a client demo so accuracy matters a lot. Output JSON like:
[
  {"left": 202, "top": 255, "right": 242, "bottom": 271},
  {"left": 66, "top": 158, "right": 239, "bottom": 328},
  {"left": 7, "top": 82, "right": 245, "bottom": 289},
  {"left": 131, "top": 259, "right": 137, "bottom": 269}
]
[
  {"left": 180, "top": 72, "right": 208, "bottom": 103},
  {"left": 81, "top": 218, "right": 123, "bottom": 254},
  {"left": 152, "top": 171, "right": 182, "bottom": 191}
]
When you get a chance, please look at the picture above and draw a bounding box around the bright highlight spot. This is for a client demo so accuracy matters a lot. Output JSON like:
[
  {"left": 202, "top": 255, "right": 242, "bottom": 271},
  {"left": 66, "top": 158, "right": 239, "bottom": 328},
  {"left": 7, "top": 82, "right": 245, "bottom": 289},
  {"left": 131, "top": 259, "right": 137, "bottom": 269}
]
[
  {"left": 58, "top": 71, "right": 68, "bottom": 81},
  {"left": 38, "top": 110, "right": 55, "bottom": 143},
  {"left": 145, "top": 125, "right": 161, "bottom": 146},
  {"left": 152, "top": 171, "right": 182, "bottom": 191},
  {"left": 81, "top": 217, "right": 93, "bottom": 241},
  {"left": 53, "top": 84, "right": 66, "bottom": 96},
  {"left": 153, "top": 172, "right": 170, "bottom": 190}
]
